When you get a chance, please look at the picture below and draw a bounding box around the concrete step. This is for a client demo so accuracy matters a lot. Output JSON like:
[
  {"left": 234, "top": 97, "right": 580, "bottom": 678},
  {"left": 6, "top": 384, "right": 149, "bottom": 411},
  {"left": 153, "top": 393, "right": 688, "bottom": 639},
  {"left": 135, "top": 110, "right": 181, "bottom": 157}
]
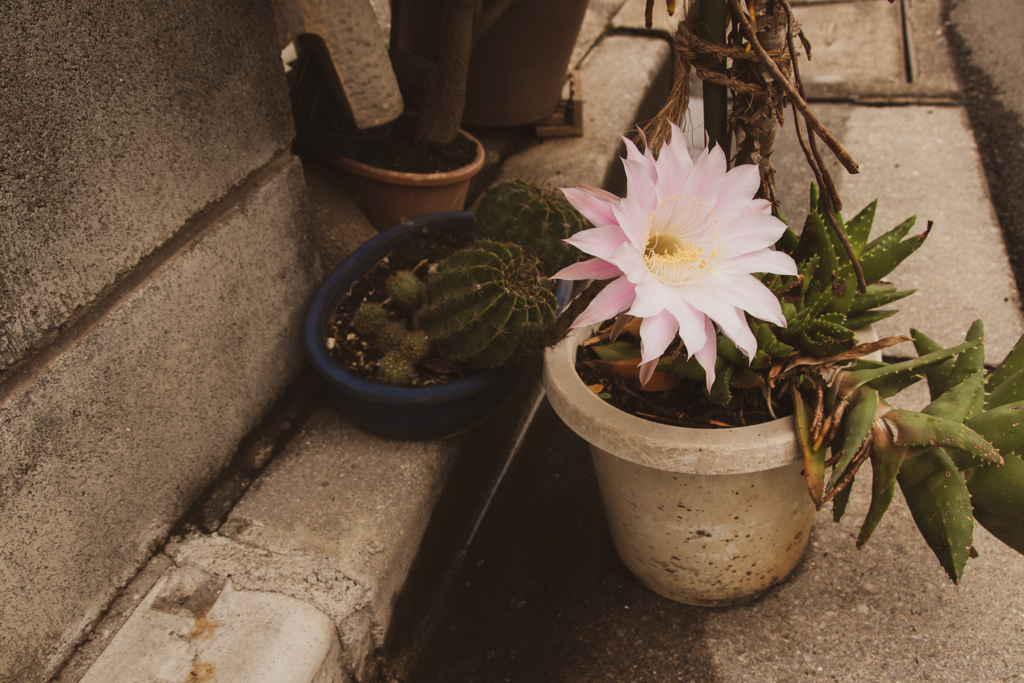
[{"left": 64, "top": 20, "right": 674, "bottom": 683}]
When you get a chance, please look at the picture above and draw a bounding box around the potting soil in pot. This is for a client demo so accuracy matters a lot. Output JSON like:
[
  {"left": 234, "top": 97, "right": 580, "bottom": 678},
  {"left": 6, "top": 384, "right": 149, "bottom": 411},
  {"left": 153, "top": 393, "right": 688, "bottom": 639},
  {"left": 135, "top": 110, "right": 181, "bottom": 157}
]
[
  {"left": 359, "top": 113, "right": 478, "bottom": 173},
  {"left": 325, "top": 228, "right": 475, "bottom": 387}
]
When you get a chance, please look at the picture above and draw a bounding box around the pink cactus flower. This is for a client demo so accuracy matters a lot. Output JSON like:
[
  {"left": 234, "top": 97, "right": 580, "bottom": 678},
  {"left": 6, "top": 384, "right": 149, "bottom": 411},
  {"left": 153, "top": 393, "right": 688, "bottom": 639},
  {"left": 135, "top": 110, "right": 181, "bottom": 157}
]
[{"left": 553, "top": 123, "right": 797, "bottom": 389}]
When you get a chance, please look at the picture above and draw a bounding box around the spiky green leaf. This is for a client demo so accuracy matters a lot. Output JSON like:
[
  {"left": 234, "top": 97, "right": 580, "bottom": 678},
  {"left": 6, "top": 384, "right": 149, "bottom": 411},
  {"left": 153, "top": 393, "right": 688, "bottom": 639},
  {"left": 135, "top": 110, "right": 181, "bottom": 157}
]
[
  {"left": 988, "top": 331, "right": 1024, "bottom": 392},
  {"left": 897, "top": 448, "right": 974, "bottom": 583}
]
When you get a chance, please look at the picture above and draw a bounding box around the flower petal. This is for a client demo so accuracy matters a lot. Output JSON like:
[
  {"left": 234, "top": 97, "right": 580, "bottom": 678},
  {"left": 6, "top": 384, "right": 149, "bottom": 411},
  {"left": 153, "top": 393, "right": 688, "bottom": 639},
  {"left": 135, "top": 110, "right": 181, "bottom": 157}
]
[
  {"left": 665, "top": 122, "right": 694, "bottom": 178},
  {"left": 665, "top": 297, "right": 708, "bottom": 359},
  {"left": 716, "top": 274, "right": 787, "bottom": 327},
  {"left": 565, "top": 225, "right": 630, "bottom": 259},
  {"left": 680, "top": 143, "right": 727, "bottom": 206},
  {"left": 742, "top": 198, "right": 772, "bottom": 216},
  {"left": 638, "top": 358, "right": 659, "bottom": 387},
  {"left": 611, "top": 200, "right": 648, "bottom": 252},
  {"left": 623, "top": 158, "right": 658, "bottom": 216},
  {"left": 627, "top": 274, "right": 672, "bottom": 318},
  {"left": 552, "top": 258, "right": 623, "bottom": 281},
  {"left": 694, "top": 317, "right": 718, "bottom": 391},
  {"left": 639, "top": 310, "right": 680, "bottom": 365},
  {"left": 621, "top": 135, "right": 658, "bottom": 183},
  {"left": 718, "top": 212, "right": 789, "bottom": 256},
  {"left": 561, "top": 186, "right": 619, "bottom": 227},
  {"left": 713, "top": 164, "right": 761, "bottom": 223},
  {"left": 722, "top": 249, "right": 798, "bottom": 276},
  {"left": 569, "top": 275, "right": 636, "bottom": 328}
]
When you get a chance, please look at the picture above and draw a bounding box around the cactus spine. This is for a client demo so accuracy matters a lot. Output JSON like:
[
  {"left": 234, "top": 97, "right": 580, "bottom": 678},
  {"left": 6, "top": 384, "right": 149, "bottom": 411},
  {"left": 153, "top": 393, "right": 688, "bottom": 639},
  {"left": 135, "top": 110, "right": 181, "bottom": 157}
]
[
  {"left": 475, "top": 180, "right": 588, "bottom": 273},
  {"left": 386, "top": 270, "right": 425, "bottom": 310},
  {"left": 378, "top": 351, "right": 416, "bottom": 386},
  {"left": 351, "top": 302, "right": 388, "bottom": 336},
  {"left": 419, "top": 240, "right": 557, "bottom": 369}
]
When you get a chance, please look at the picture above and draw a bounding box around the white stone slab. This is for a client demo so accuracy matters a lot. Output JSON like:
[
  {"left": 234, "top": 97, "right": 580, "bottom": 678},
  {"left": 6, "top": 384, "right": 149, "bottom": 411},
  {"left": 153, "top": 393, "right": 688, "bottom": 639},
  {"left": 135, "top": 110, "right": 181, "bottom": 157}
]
[{"left": 81, "top": 567, "right": 346, "bottom": 683}]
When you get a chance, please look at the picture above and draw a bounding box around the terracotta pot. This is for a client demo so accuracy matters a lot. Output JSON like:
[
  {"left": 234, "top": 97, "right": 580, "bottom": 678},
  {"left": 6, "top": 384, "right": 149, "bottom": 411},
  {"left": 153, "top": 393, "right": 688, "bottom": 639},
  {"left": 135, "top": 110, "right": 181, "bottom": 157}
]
[
  {"left": 397, "top": 0, "right": 590, "bottom": 126},
  {"left": 323, "top": 129, "right": 485, "bottom": 232},
  {"left": 543, "top": 325, "right": 816, "bottom": 606}
]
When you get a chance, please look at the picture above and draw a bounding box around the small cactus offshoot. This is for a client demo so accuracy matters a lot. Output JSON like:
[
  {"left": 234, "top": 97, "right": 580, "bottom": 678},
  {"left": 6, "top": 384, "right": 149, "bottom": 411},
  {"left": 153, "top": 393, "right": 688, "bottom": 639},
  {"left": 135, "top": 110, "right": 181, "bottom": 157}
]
[
  {"left": 386, "top": 270, "right": 425, "bottom": 310},
  {"left": 375, "top": 321, "right": 408, "bottom": 354},
  {"left": 351, "top": 302, "right": 388, "bottom": 336},
  {"left": 476, "top": 180, "right": 588, "bottom": 273},
  {"left": 419, "top": 240, "right": 558, "bottom": 369},
  {"left": 377, "top": 351, "right": 416, "bottom": 386},
  {"left": 398, "top": 330, "right": 431, "bottom": 363}
]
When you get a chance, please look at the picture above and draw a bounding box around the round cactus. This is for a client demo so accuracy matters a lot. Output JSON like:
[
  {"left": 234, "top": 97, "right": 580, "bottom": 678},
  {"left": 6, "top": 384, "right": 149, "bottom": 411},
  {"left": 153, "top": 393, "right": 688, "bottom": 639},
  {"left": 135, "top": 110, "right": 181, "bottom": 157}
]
[
  {"left": 377, "top": 351, "right": 416, "bottom": 386},
  {"left": 375, "top": 321, "right": 408, "bottom": 354},
  {"left": 386, "top": 270, "right": 425, "bottom": 310},
  {"left": 350, "top": 302, "right": 388, "bottom": 336},
  {"left": 418, "top": 240, "right": 558, "bottom": 369},
  {"left": 475, "top": 179, "right": 588, "bottom": 273},
  {"left": 398, "top": 330, "right": 432, "bottom": 363}
]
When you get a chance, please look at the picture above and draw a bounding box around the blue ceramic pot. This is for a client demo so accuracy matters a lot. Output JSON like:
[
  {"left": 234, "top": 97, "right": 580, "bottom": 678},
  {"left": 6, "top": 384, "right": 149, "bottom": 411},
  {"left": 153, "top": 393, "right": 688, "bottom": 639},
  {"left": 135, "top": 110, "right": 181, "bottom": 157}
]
[{"left": 305, "top": 211, "right": 567, "bottom": 440}]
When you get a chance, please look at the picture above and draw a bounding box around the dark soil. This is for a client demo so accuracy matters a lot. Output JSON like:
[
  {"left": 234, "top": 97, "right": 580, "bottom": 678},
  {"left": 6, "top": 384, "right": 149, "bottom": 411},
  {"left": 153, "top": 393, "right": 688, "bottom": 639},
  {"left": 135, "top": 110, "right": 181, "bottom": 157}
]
[
  {"left": 574, "top": 324, "right": 791, "bottom": 429},
  {"left": 362, "top": 114, "right": 478, "bottom": 174},
  {"left": 325, "top": 229, "right": 476, "bottom": 386}
]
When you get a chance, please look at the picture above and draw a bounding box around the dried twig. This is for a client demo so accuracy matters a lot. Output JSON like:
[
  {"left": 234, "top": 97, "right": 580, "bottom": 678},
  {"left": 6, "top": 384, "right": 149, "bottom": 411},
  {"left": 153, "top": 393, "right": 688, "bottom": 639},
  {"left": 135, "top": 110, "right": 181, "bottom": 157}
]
[{"left": 727, "top": 0, "right": 858, "bottom": 175}]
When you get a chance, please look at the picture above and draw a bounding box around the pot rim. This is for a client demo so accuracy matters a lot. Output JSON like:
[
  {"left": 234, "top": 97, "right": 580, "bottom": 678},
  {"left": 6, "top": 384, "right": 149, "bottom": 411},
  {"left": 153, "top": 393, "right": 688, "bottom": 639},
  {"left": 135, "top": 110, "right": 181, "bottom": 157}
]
[
  {"left": 543, "top": 325, "right": 801, "bottom": 476},
  {"left": 323, "top": 129, "right": 486, "bottom": 188}
]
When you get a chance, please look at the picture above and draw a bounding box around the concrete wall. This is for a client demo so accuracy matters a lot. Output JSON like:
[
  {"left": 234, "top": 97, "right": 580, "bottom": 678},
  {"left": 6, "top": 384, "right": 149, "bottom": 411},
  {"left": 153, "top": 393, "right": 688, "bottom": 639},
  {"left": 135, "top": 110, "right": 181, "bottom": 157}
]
[{"left": 0, "top": 1, "right": 319, "bottom": 680}]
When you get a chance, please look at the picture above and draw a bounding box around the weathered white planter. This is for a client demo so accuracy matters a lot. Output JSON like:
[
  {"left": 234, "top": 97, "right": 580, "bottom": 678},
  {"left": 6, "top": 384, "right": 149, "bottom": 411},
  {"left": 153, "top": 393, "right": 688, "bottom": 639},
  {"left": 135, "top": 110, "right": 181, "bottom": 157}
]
[{"left": 543, "top": 326, "right": 815, "bottom": 606}]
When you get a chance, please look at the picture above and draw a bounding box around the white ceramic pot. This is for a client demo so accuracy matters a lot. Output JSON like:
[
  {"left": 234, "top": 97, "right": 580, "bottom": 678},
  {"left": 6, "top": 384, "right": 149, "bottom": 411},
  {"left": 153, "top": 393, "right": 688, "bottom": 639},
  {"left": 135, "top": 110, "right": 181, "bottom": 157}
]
[{"left": 543, "top": 326, "right": 815, "bottom": 606}]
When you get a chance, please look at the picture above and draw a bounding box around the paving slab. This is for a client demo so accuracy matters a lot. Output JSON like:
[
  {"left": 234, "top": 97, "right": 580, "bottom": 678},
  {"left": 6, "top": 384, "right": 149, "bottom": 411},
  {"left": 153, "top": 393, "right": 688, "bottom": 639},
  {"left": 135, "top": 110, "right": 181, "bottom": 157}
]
[
  {"left": 299, "top": 151, "right": 379, "bottom": 273},
  {"left": 947, "top": 0, "right": 1024, "bottom": 120},
  {"left": 570, "top": 0, "right": 629, "bottom": 70},
  {"left": 613, "top": 0, "right": 958, "bottom": 104},
  {"left": 407, "top": 397, "right": 1024, "bottom": 682},
  {"left": 499, "top": 34, "right": 673, "bottom": 192},
  {"left": 798, "top": 0, "right": 958, "bottom": 102},
  {"left": 703, "top": 470, "right": 1024, "bottom": 682},
  {"left": 834, "top": 104, "right": 1023, "bottom": 361},
  {"left": 610, "top": 0, "right": 682, "bottom": 36},
  {"left": 796, "top": 0, "right": 907, "bottom": 97},
  {"left": 80, "top": 566, "right": 346, "bottom": 683}
]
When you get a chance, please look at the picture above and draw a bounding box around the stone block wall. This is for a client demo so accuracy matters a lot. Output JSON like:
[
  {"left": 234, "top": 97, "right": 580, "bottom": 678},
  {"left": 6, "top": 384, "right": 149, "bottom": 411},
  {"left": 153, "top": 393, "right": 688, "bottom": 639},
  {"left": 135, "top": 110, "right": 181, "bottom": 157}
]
[{"left": 0, "top": 1, "right": 318, "bottom": 679}]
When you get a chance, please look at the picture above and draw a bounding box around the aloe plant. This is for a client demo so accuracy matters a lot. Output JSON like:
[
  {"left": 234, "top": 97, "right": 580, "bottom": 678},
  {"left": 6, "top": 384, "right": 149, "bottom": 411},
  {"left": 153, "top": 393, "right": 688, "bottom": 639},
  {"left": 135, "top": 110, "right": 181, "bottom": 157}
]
[{"left": 787, "top": 320, "right": 1024, "bottom": 583}]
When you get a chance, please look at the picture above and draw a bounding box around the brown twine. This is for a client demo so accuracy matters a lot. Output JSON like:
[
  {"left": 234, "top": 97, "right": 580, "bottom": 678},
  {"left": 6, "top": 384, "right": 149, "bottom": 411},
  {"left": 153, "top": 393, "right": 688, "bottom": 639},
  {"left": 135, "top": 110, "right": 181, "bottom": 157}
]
[{"left": 640, "top": 0, "right": 794, "bottom": 153}]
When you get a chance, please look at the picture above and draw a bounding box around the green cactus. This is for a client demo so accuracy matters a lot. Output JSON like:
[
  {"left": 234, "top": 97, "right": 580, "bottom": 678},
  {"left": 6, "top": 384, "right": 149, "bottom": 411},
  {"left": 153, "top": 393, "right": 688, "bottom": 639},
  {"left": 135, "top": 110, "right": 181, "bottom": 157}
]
[
  {"left": 418, "top": 239, "right": 558, "bottom": 369},
  {"left": 476, "top": 180, "right": 588, "bottom": 273},
  {"left": 375, "top": 321, "right": 408, "bottom": 355},
  {"left": 351, "top": 302, "right": 388, "bottom": 336},
  {"left": 378, "top": 351, "right": 416, "bottom": 386},
  {"left": 398, "top": 330, "right": 431, "bottom": 363},
  {"left": 386, "top": 270, "right": 425, "bottom": 310}
]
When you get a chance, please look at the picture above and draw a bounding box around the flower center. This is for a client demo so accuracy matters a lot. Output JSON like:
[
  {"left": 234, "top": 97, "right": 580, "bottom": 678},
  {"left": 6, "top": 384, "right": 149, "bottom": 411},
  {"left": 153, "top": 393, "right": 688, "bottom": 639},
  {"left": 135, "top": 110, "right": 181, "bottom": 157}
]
[{"left": 643, "top": 198, "right": 721, "bottom": 285}]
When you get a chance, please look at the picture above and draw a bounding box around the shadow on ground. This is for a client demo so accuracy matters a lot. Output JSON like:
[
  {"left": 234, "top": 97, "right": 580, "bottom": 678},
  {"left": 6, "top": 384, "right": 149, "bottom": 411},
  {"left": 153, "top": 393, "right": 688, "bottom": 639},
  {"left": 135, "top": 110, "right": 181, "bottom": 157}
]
[{"left": 404, "top": 399, "right": 720, "bottom": 683}]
